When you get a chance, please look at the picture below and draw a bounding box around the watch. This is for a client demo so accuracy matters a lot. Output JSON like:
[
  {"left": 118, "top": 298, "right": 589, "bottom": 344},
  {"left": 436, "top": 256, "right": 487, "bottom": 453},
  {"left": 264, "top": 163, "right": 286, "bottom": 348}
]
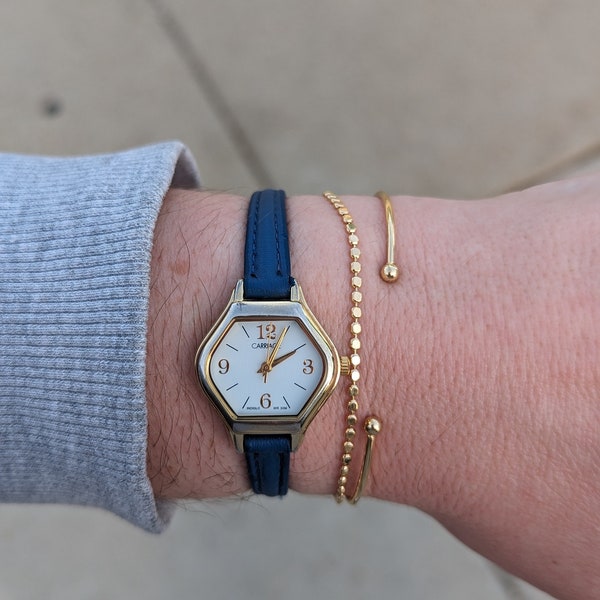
[{"left": 195, "top": 189, "right": 341, "bottom": 496}]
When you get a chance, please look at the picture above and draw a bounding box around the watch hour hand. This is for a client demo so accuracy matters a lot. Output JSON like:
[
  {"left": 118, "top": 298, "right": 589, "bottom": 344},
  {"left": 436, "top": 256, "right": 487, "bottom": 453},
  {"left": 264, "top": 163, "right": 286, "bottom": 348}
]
[{"left": 270, "top": 348, "right": 297, "bottom": 368}]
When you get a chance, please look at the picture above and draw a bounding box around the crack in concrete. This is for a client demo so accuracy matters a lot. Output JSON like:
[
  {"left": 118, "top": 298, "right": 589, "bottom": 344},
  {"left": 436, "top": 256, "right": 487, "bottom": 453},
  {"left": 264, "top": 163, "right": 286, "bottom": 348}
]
[{"left": 146, "top": 0, "right": 274, "bottom": 187}]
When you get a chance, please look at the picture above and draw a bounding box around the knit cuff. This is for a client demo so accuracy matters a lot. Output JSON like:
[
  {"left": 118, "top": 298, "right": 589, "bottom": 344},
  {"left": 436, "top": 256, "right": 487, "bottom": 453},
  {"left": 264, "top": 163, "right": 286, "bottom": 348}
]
[{"left": 0, "top": 141, "right": 200, "bottom": 532}]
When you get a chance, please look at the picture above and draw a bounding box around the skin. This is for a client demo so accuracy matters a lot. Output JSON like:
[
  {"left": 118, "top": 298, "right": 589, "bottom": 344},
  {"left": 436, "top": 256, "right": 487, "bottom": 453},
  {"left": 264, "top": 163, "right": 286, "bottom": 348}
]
[{"left": 146, "top": 178, "right": 600, "bottom": 599}]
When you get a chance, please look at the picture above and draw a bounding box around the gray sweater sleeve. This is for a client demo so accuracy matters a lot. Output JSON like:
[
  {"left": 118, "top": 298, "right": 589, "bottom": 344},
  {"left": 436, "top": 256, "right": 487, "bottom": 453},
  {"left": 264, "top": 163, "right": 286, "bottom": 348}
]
[{"left": 0, "top": 141, "right": 200, "bottom": 532}]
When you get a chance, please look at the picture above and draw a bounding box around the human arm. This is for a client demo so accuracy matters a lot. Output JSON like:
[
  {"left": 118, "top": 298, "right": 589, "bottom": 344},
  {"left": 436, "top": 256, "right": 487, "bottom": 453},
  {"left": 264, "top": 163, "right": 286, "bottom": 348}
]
[{"left": 147, "top": 181, "right": 600, "bottom": 599}]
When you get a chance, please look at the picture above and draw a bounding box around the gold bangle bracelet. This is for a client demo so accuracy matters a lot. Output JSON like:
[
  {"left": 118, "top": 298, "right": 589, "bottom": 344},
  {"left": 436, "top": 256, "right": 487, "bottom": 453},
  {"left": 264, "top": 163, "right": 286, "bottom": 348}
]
[
  {"left": 322, "top": 191, "right": 381, "bottom": 504},
  {"left": 375, "top": 191, "right": 400, "bottom": 283}
]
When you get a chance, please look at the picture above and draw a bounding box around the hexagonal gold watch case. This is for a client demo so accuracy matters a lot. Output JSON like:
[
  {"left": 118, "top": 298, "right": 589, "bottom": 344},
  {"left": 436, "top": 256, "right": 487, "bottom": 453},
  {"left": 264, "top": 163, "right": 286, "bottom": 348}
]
[{"left": 196, "top": 279, "right": 340, "bottom": 452}]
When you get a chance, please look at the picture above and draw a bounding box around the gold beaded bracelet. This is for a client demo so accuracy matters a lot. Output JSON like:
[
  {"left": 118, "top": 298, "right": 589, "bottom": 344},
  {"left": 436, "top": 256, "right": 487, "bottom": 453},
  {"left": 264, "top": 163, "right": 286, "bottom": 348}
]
[{"left": 322, "top": 191, "right": 382, "bottom": 504}]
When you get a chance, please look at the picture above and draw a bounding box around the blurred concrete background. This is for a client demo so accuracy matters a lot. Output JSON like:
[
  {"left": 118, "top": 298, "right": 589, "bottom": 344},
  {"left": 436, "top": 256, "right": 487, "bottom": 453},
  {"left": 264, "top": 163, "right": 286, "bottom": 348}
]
[{"left": 1, "top": 1, "right": 597, "bottom": 598}]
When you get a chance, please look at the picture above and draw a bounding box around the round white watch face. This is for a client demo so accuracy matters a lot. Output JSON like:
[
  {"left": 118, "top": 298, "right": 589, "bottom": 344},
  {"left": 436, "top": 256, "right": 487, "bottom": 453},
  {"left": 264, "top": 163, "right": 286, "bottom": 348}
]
[{"left": 208, "top": 318, "right": 326, "bottom": 416}]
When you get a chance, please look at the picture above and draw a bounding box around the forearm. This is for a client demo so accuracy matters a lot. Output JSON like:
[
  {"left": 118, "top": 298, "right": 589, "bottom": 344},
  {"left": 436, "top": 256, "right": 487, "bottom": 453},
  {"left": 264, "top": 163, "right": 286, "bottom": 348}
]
[{"left": 147, "top": 182, "right": 600, "bottom": 598}]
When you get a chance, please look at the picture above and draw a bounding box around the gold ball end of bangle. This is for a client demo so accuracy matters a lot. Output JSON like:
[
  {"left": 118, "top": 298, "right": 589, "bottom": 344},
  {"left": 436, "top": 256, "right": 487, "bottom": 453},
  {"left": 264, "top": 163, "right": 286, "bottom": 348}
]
[
  {"left": 380, "top": 263, "right": 400, "bottom": 282},
  {"left": 365, "top": 416, "right": 382, "bottom": 436}
]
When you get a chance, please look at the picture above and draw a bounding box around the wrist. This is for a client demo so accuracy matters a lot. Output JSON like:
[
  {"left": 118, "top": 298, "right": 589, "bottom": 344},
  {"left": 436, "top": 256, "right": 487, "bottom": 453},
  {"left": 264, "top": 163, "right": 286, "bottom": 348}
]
[
  {"left": 285, "top": 194, "right": 466, "bottom": 507},
  {"left": 145, "top": 188, "right": 443, "bottom": 504},
  {"left": 146, "top": 188, "right": 495, "bottom": 509}
]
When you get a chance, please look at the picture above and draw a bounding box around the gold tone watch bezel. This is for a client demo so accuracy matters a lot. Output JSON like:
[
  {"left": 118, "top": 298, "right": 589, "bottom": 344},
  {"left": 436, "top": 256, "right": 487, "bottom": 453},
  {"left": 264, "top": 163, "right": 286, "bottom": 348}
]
[{"left": 196, "top": 279, "right": 340, "bottom": 452}]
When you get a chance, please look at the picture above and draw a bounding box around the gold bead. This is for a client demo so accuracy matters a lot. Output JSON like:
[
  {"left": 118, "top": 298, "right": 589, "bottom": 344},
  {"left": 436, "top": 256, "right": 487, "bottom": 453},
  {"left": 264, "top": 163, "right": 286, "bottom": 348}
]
[
  {"left": 348, "top": 233, "right": 359, "bottom": 245},
  {"left": 348, "top": 399, "right": 359, "bottom": 412},
  {"left": 342, "top": 214, "right": 353, "bottom": 224},
  {"left": 338, "top": 485, "right": 346, "bottom": 496},
  {"left": 350, "top": 353, "right": 360, "bottom": 366},
  {"left": 347, "top": 415, "right": 358, "bottom": 427},
  {"left": 349, "top": 385, "right": 359, "bottom": 397},
  {"left": 344, "top": 441, "right": 354, "bottom": 453},
  {"left": 345, "top": 427, "right": 356, "bottom": 440},
  {"left": 381, "top": 263, "right": 400, "bottom": 282},
  {"left": 342, "top": 453, "right": 352, "bottom": 464},
  {"left": 350, "top": 261, "right": 361, "bottom": 273},
  {"left": 350, "top": 369, "right": 360, "bottom": 382},
  {"left": 350, "top": 247, "right": 361, "bottom": 258},
  {"left": 350, "top": 337, "right": 361, "bottom": 350},
  {"left": 351, "top": 306, "right": 362, "bottom": 319},
  {"left": 351, "top": 276, "right": 362, "bottom": 288},
  {"left": 346, "top": 222, "right": 357, "bottom": 234},
  {"left": 351, "top": 290, "right": 362, "bottom": 303},
  {"left": 350, "top": 322, "right": 361, "bottom": 335},
  {"left": 338, "top": 476, "right": 348, "bottom": 486},
  {"left": 338, "top": 207, "right": 349, "bottom": 216},
  {"left": 340, "top": 465, "right": 350, "bottom": 475}
]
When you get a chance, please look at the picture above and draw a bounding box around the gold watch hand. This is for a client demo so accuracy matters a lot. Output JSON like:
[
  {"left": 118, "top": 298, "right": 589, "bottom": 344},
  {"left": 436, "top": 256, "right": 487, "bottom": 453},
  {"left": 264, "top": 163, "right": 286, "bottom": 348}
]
[
  {"left": 270, "top": 348, "right": 297, "bottom": 368},
  {"left": 266, "top": 326, "right": 289, "bottom": 369},
  {"left": 257, "top": 326, "right": 290, "bottom": 382}
]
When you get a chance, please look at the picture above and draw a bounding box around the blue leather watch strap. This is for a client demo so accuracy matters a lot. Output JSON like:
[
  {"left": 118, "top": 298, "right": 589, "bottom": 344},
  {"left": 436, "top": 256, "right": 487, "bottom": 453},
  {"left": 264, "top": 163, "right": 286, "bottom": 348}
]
[
  {"left": 243, "top": 189, "right": 293, "bottom": 300},
  {"left": 244, "top": 435, "right": 291, "bottom": 496},
  {"left": 242, "top": 189, "right": 292, "bottom": 495}
]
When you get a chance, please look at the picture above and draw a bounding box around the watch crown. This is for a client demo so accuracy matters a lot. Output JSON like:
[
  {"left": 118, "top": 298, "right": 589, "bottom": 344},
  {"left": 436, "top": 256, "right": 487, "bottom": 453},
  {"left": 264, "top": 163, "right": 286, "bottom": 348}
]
[{"left": 340, "top": 356, "right": 351, "bottom": 376}]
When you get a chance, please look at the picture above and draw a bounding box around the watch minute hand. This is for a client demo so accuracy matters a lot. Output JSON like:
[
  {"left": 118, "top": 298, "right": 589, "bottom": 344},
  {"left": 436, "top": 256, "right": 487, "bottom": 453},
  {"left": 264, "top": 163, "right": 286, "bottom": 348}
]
[
  {"left": 265, "top": 326, "right": 290, "bottom": 369},
  {"left": 257, "top": 325, "right": 290, "bottom": 381}
]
